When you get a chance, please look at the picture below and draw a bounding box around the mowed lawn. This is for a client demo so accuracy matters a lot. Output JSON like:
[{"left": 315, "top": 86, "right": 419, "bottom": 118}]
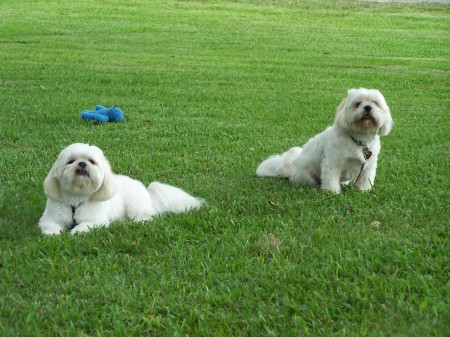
[{"left": 0, "top": 0, "right": 448, "bottom": 336}]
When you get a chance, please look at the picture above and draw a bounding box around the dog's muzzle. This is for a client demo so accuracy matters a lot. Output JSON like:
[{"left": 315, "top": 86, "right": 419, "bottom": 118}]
[
  {"left": 75, "top": 162, "right": 89, "bottom": 176},
  {"left": 361, "top": 105, "right": 373, "bottom": 120}
]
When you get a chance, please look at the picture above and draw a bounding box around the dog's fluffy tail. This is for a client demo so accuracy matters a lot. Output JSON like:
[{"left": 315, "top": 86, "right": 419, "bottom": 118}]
[
  {"left": 147, "top": 182, "right": 204, "bottom": 215},
  {"left": 256, "top": 147, "right": 302, "bottom": 178}
]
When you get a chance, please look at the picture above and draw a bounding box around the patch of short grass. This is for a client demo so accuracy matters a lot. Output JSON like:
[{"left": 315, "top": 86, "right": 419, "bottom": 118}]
[{"left": 0, "top": 0, "right": 448, "bottom": 336}]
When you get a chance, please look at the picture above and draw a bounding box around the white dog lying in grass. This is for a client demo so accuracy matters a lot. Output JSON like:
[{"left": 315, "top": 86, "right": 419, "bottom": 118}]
[
  {"left": 256, "top": 88, "right": 393, "bottom": 194},
  {"left": 39, "top": 143, "right": 204, "bottom": 235}
]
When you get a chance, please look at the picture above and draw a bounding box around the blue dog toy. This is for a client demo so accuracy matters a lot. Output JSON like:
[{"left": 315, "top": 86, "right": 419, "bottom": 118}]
[{"left": 81, "top": 105, "right": 124, "bottom": 122}]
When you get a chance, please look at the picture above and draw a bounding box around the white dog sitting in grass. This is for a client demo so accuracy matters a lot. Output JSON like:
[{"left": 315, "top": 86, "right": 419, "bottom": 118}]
[
  {"left": 39, "top": 143, "right": 204, "bottom": 235},
  {"left": 256, "top": 88, "right": 393, "bottom": 194}
]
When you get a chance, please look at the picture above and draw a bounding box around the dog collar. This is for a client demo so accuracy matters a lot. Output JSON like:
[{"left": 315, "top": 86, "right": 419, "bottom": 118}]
[
  {"left": 351, "top": 136, "right": 372, "bottom": 160},
  {"left": 69, "top": 203, "right": 83, "bottom": 230}
]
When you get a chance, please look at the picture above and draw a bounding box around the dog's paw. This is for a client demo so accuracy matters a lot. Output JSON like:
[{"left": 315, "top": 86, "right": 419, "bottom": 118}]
[
  {"left": 70, "top": 223, "right": 92, "bottom": 235},
  {"left": 41, "top": 228, "right": 63, "bottom": 235},
  {"left": 356, "top": 184, "right": 372, "bottom": 192},
  {"left": 322, "top": 185, "right": 341, "bottom": 194}
]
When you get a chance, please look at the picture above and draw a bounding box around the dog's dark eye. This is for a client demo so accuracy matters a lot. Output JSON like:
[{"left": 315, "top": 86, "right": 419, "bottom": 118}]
[
  {"left": 89, "top": 159, "right": 96, "bottom": 165},
  {"left": 355, "top": 102, "right": 362, "bottom": 108},
  {"left": 373, "top": 101, "right": 379, "bottom": 107},
  {"left": 67, "top": 159, "right": 75, "bottom": 165}
]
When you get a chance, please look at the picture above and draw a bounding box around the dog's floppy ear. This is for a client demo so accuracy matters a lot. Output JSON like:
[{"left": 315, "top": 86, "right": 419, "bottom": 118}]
[
  {"left": 90, "top": 155, "right": 116, "bottom": 202},
  {"left": 43, "top": 151, "right": 65, "bottom": 201},
  {"left": 377, "top": 104, "right": 394, "bottom": 136},
  {"left": 374, "top": 90, "right": 394, "bottom": 136},
  {"left": 334, "top": 95, "right": 349, "bottom": 129}
]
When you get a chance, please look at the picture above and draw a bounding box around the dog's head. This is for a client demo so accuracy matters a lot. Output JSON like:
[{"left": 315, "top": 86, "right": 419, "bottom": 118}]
[
  {"left": 44, "top": 143, "right": 116, "bottom": 202},
  {"left": 335, "top": 88, "right": 393, "bottom": 136}
]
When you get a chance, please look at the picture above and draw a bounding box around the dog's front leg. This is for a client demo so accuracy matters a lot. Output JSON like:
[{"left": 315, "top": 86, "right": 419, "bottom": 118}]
[
  {"left": 320, "top": 160, "right": 342, "bottom": 194},
  {"left": 355, "top": 161, "right": 377, "bottom": 192}
]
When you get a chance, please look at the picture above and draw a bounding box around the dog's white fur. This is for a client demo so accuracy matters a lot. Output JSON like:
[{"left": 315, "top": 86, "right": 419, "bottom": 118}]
[
  {"left": 39, "top": 143, "right": 203, "bottom": 235},
  {"left": 256, "top": 88, "right": 393, "bottom": 194}
]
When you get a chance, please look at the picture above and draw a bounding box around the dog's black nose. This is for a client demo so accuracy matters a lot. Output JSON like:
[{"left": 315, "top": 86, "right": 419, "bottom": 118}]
[
  {"left": 78, "top": 161, "right": 87, "bottom": 168},
  {"left": 364, "top": 105, "right": 372, "bottom": 112}
]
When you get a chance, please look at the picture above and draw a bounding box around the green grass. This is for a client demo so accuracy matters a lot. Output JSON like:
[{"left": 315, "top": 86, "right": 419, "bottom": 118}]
[{"left": 0, "top": 0, "right": 448, "bottom": 336}]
